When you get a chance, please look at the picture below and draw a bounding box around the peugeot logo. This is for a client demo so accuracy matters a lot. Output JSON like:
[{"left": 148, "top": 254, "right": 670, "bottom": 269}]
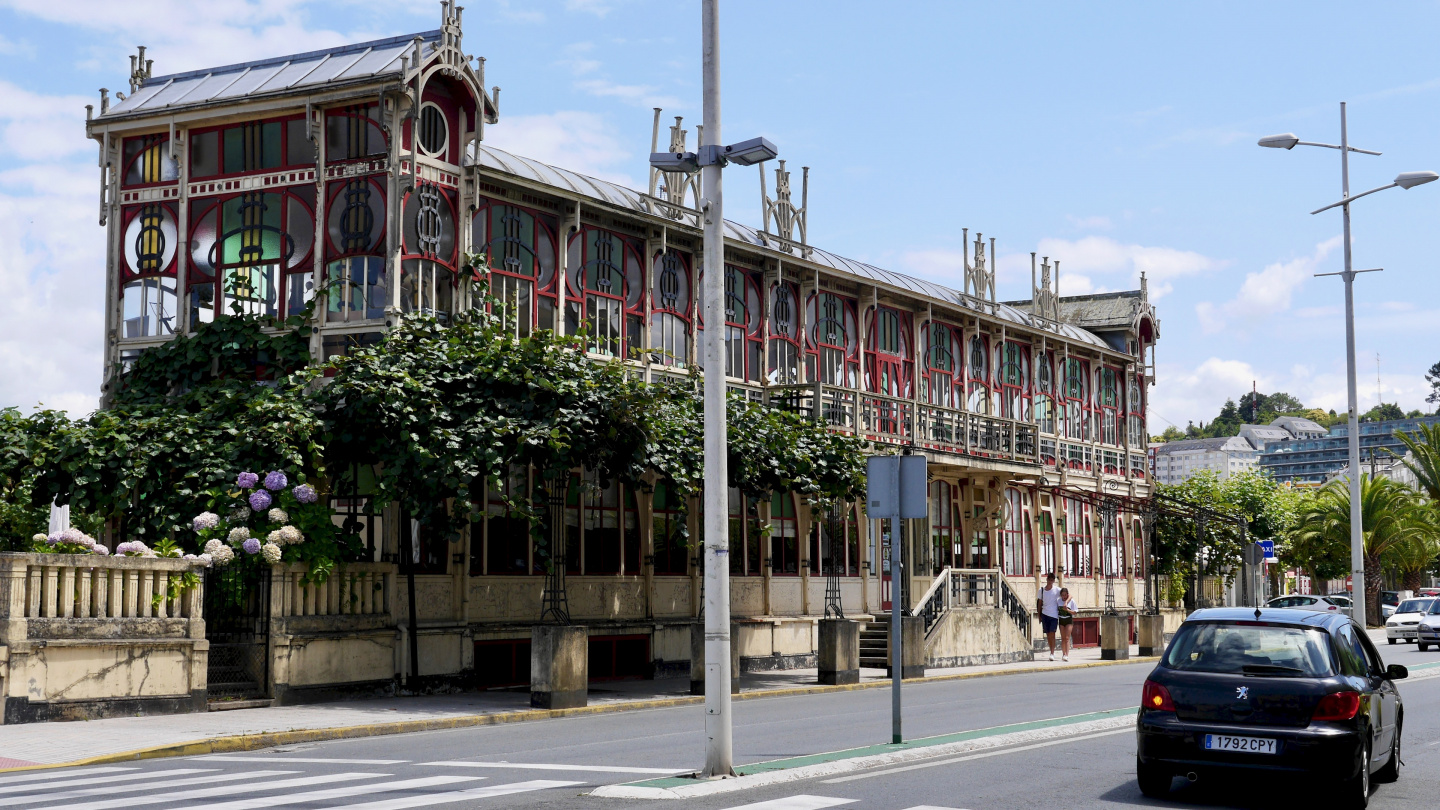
[{"left": 1236, "top": 686, "right": 1250, "bottom": 700}]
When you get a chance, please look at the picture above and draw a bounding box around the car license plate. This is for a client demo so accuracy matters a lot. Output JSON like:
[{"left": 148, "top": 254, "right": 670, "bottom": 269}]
[{"left": 1204, "top": 734, "right": 1276, "bottom": 754}]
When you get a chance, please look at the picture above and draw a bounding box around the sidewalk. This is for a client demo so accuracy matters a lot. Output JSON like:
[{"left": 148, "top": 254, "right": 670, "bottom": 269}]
[{"left": 0, "top": 644, "right": 1150, "bottom": 771}]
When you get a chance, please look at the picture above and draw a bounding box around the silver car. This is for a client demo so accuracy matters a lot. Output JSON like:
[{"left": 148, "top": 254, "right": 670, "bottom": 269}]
[
  {"left": 1264, "top": 594, "right": 1350, "bottom": 614},
  {"left": 1386, "top": 598, "right": 1437, "bottom": 644}
]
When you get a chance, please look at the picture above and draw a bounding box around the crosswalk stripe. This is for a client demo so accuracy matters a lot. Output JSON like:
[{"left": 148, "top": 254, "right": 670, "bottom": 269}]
[
  {"left": 37, "top": 771, "right": 387, "bottom": 810},
  {"left": 160, "top": 775, "right": 484, "bottom": 810},
  {"left": 193, "top": 757, "right": 410, "bottom": 764},
  {"left": 0, "top": 769, "right": 213, "bottom": 795},
  {"left": 3, "top": 770, "right": 298, "bottom": 807},
  {"left": 0, "top": 768, "right": 137, "bottom": 787},
  {"left": 429, "top": 761, "right": 687, "bottom": 774},
  {"left": 329, "top": 780, "right": 584, "bottom": 810},
  {"left": 719, "top": 797, "right": 857, "bottom": 810}
]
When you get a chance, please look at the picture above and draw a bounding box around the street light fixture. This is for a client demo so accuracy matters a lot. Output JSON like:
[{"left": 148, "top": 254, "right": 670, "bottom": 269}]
[
  {"left": 651, "top": 0, "right": 780, "bottom": 780},
  {"left": 1258, "top": 102, "right": 1436, "bottom": 629}
]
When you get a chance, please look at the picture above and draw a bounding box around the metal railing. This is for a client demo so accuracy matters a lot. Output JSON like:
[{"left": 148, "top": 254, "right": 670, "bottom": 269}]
[{"left": 912, "top": 567, "right": 1032, "bottom": 642}]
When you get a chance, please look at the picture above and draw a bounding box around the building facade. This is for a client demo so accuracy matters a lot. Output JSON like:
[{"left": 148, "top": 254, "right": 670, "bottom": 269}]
[
  {"left": 1149, "top": 436, "right": 1257, "bottom": 485},
  {"left": 1260, "top": 416, "right": 1440, "bottom": 484},
  {"left": 84, "top": 7, "right": 1159, "bottom": 689}
]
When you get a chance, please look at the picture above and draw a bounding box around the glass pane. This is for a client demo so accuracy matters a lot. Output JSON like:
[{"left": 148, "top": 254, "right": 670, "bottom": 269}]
[
  {"left": 191, "top": 131, "right": 220, "bottom": 178},
  {"left": 286, "top": 119, "right": 315, "bottom": 166},
  {"left": 223, "top": 127, "right": 244, "bottom": 173},
  {"left": 261, "top": 121, "right": 283, "bottom": 169},
  {"left": 286, "top": 271, "right": 314, "bottom": 316}
]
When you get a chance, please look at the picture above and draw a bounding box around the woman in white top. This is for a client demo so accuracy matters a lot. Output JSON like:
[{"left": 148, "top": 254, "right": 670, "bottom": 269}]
[{"left": 1057, "top": 587, "right": 1078, "bottom": 662}]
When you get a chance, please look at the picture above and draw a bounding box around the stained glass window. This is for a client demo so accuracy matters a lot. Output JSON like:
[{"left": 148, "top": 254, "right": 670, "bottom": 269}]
[
  {"left": 472, "top": 201, "right": 558, "bottom": 337},
  {"left": 923, "top": 322, "right": 960, "bottom": 407},
  {"left": 191, "top": 117, "right": 311, "bottom": 179},
  {"left": 1034, "top": 351, "right": 1055, "bottom": 435},
  {"left": 187, "top": 190, "right": 314, "bottom": 320},
  {"left": 566, "top": 228, "right": 643, "bottom": 358},
  {"left": 326, "top": 105, "right": 387, "bottom": 162},
  {"left": 995, "top": 342, "right": 1031, "bottom": 421},
  {"left": 326, "top": 176, "right": 388, "bottom": 322},
  {"left": 122, "top": 135, "right": 178, "bottom": 186},
  {"left": 767, "top": 282, "right": 801, "bottom": 384},
  {"left": 867, "top": 307, "right": 911, "bottom": 398},
  {"left": 806, "top": 292, "right": 858, "bottom": 387},
  {"left": 401, "top": 181, "right": 458, "bottom": 319},
  {"left": 650, "top": 249, "right": 690, "bottom": 366},
  {"left": 966, "top": 335, "right": 989, "bottom": 413}
]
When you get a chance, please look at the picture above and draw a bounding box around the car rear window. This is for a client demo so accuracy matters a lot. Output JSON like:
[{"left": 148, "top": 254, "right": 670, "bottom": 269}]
[
  {"left": 1163, "top": 622, "right": 1335, "bottom": 677},
  {"left": 1397, "top": 599, "right": 1433, "bottom": 614}
]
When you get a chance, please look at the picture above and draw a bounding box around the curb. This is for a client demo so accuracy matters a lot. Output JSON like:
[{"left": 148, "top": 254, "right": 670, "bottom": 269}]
[{"left": 0, "top": 654, "right": 1158, "bottom": 774}]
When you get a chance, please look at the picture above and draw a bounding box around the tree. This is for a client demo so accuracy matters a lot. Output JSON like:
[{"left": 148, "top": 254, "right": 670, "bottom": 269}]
[
  {"left": 1288, "top": 475, "right": 1420, "bottom": 624},
  {"left": 1153, "top": 425, "right": 1184, "bottom": 443},
  {"left": 1267, "top": 392, "right": 1306, "bottom": 414},
  {"left": 1395, "top": 422, "right": 1440, "bottom": 501},
  {"left": 1237, "top": 391, "right": 1268, "bottom": 423},
  {"left": 1362, "top": 403, "right": 1405, "bottom": 422},
  {"left": 1425, "top": 361, "right": 1440, "bottom": 406}
]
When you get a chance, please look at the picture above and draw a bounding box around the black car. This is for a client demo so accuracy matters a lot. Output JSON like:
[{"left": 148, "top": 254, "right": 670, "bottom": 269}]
[{"left": 1136, "top": 608, "right": 1406, "bottom": 808}]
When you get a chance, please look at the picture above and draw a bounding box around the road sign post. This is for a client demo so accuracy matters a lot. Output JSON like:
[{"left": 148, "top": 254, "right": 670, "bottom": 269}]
[{"left": 866, "top": 453, "right": 926, "bottom": 745}]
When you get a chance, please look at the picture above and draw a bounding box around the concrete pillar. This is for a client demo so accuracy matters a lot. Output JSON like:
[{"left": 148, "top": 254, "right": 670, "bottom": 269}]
[
  {"left": 817, "top": 618, "right": 859, "bottom": 685},
  {"left": 1100, "top": 614, "right": 1130, "bottom": 661},
  {"left": 531, "top": 625, "right": 587, "bottom": 709},
  {"left": 690, "top": 622, "right": 740, "bottom": 695},
  {"left": 1136, "top": 613, "right": 1165, "bottom": 657},
  {"left": 892, "top": 615, "right": 925, "bottom": 679}
]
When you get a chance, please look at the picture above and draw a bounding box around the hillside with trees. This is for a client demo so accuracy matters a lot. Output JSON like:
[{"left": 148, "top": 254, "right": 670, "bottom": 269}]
[{"left": 1152, "top": 389, "right": 1429, "bottom": 443}]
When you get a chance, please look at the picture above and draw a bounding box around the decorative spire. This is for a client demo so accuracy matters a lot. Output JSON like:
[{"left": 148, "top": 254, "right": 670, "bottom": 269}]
[
  {"left": 646, "top": 108, "right": 700, "bottom": 220},
  {"left": 963, "top": 229, "right": 995, "bottom": 305},
  {"left": 1033, "top": 255, "right": 1060, "bottom": 322},
  {"left": 127, "top": 46, "right": 153, "bottom": 94},
  {"left": 760, "top": 159, "right": 810, "bottom": 257}
]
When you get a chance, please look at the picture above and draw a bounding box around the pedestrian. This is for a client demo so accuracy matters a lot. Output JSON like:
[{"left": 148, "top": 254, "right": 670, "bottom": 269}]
[
  {"left": 1058, "top": 587, "right": 1077, "bottom": 662},
  {"left": 1038, "top": 572, "right": 1061, "bottom": 661}
]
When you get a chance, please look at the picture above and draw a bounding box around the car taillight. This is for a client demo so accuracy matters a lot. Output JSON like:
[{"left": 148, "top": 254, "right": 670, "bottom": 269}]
[
  {"left": 1313, "top": 691, "right": 1361, "bottom": 721},
  {"left": 1142, "top": 679, "right": 1175, "bottom": 712},
  {"left": 1327, "top": 605, "right": 1336, "bottom": 610}
]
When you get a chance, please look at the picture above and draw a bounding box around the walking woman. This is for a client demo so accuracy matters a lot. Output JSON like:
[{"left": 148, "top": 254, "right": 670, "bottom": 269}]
[{"left": 1057, "top": 587, "right": 1078, "bottom": 662}]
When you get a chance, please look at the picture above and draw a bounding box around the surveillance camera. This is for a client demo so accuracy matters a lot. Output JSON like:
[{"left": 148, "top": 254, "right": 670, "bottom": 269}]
[{"left": 649, "top": 151, "right": 699, "bottom": 173}]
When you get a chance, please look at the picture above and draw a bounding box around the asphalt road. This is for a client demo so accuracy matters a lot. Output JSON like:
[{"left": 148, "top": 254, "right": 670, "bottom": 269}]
[{"left": 8, "top": 640, "right": 1440, "bottom": 810}]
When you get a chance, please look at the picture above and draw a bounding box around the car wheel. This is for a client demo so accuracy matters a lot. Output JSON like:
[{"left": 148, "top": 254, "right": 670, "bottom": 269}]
[
  {"left": 1420, "top": 643, "right": 1430, "bottom": 652},
  {"left": 1375, "top": 718, "right": 1402, "bottom": 783},
  {"left": 1136, "top": 757, "right": 1171, "bottom": 798},
  {"left": 1339, "top": 741, "right": 1370, "bottom": 809},
  {"left": 1388, "top": 638, "right": 1396, "bottom": 645}
]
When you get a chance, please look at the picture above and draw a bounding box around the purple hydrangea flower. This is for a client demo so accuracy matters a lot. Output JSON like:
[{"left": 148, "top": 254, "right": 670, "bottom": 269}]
[
  {"left": 236, "top": 472, "right": 260, "bottom": 490},
  {"left": 248, "top": 489, "right": 273, "bottom": 511},
  {"left": 263, "top": 470, "right": 288, "bottom": 492},
  {"left": 242, "top": 538, "right": 262, "bottom": 555},
  {"left": 292, "top": 484, "right": 318, "bottom": 504}
]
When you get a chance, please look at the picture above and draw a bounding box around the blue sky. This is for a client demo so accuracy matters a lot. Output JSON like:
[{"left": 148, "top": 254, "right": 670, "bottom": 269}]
[{"left": 4, "top": 0, "right": 1440, "bottom": 429}]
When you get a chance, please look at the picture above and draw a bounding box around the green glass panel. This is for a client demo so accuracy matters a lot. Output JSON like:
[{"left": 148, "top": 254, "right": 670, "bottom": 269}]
[
  {"left": 223, "top": 127, "right": 244, "bottom": 173},
  {"left": 262, "top": 121, "right": 283, "bottom": 169}
]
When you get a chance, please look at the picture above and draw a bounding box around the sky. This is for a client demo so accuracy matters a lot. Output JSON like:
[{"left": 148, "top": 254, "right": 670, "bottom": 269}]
[{"left": 4, "top": 1, "right": 1440, "bottom": 431}]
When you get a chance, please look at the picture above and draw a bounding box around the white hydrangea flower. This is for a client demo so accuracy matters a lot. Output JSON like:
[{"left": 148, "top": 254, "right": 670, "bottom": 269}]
[
  {"left": 266, "top": 529, "right": 284, "bottom": 545},
  {"left": 204, "top": 539, "right": 223, "bottom": 554},
  {"left": 211, "top": 545, "right": 235, "bottom": 566},
  {"left": 280, "top": 525, "right": 304, "bottom": 545},
  {"left": 260, "top": 543, "right": 283, "bottom": 564},
  {"left": 227, "top": 527, "right": 251, "bottom": 545},
  {"left": 197, "top": 553, "right": 213, "bottom": 567},
  {"left": 267, "top": 508, "right": 289, "bottom": 524}
]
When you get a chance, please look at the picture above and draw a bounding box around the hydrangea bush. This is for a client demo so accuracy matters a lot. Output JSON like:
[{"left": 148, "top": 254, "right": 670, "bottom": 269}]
[{"left": 28, "top": 527, "right": 109, "bottom": 556}]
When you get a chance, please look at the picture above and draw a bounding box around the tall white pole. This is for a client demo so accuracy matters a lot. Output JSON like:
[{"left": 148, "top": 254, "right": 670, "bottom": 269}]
[
  {"left": 890, "top": 516, "right": 902, "bottom": 744},
  {"left": 700, "top": 0, "right": 734, "bottom": 778},
  {"left": 1339, "top": 102, "right": 1366, "bottom": 628}
]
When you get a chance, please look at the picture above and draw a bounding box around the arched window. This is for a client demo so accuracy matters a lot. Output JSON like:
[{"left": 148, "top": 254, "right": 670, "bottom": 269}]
[
  {"left": 567, "top": 227, "right": 644, "bottom": 358},
  {"left": 1034, "top": 351, "right": 1056, "bottom": 435},
  {"left": 325, "top": 176, "right": 387, "bottom": 322},
  {"left": 1099, "top": 366, "right": 1120, "bottom": 446},
  {"left": 768, "top": 282, "right": 801, "bottom": 384},
  {"left": 400, "top": 181, "right": 458, "bottom": 318},
  {"left": 930, "top": 480, "right": 959, "bottom": 572},
  {"left": 1037, "top": 508, "right": 1056, "bottom": 576},
  {"left": 923, "top": 322, "right": 961, "bottom": 408},
  {"left": 966, "top": 335, "right": 989, "bottom": 413},
  {"left": 1001, "top": 488, "right": 1032, "bottom": 578},
  {"left": 121, "top": 134, "right": 178, "bottom": 187},
  {"left": 867, "top": 307, "right": 912, "bottom": 398},
  {"left": 1062, "top": 497, "right": 1091, "bottom": 577},
  {"left": 119, "top": 202, "right": 179, "bottom": 338},
  {"left": 728, "top": 489, "right": 763, "bottom": 576},
  {"left": 650, "top": 249, "right": 691, "bottom": 366},
  {"left": 1062, "top": 358, "right": 1090, "bottom": 442},
  {"left": 806, "top": 292, "right": 859, "bottom": 387},
  {"left": 995, "top": 342, "right": 1031, "bottom": 421},
  {"left": 652, "top": 481, "right": 689, "bottom": 576},
  {"left": 723, "top": 266, "right": 762, "bottom": 381},
  {"left": 188, "top": 189, "right": 316, "bottom": 321},
  {"left": 1127, "top": 374, "right": 1146, "bottom": 449},
  {"left": 770, "top": 492, "right": 800, "bottom": 575},
  {"left": 472, "top": 200, "right": 558, "bottom": 336}
]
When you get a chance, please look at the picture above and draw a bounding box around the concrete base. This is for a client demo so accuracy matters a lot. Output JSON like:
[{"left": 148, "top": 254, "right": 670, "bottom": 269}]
[
  {"left": 1099, "top": 614, "right": 1131, "bottom": 661},
  {"left": 889, "top": 615, "right": 926, "bottom": 679},
  {"left": 689, "top": 623, "right": 741, "bottom": 696},
  {"left": 1136, "top": 613, "right": 1166, "bottom": 657},
  {"left": 817, "top": 618, "right": 859, "bottom": 685},
  {"left": 531, "top": 625, "right": 588, "bottom": 710}
]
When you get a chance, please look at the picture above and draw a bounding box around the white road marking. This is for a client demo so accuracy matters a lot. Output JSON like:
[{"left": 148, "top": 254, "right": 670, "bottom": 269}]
[
  {"left": 0, "top": 769, "right": 213, "bottom": 795},
  {"left": 333, "top": 780, "right": 585, "bottom": 810},
  {"left": 161, "top": 775, "right": 484, "bottom": 810},
  {"left": 0, "top": 768, "right": 137, "bottom": 787},
  {"left": 719, "top": 797, "right": 857, "bottom": 810},
  {"left": 3, "top": 771, "right": 297, "bottom": 807},
  {"left": 901, "top": 806, "right": 971, "bottom": 810},
  {"left": 193, "top": 756, "right": 410, "bottom": 764},
  {"left": 428, "top": 761, "right": 687, "bottom": 774},
  {"left": 822, "top": 728, "right": 1131, "bottom": 784},
  {"left": 37, "top": 771, "right": 387, "bottom": 810}
]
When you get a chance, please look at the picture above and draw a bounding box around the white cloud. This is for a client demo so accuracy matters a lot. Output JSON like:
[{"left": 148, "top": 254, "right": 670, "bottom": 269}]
[
  {"left": 1149, "top": 357, "right": 1261, "bottom": 429},
  {"left": 494, "top": 0, "right": 546, "bottom": 23},
  {"left": 1022, "top": 235, "right": 1220, "bottom": 300},
  {"left": 1195, "top": 236, "right": 1341, "bottom": 334},
  {"left": 482, "top": 110, "right": 639, "bottom": 188},
  {"left": 0, "top": 81, "right": 94, "bottom": 161}
]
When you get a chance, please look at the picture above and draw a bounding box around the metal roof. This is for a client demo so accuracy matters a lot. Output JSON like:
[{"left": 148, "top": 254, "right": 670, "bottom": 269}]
[
  {"left": 473, "top": 144, "right": 1110, "bottom": 349},
  {"left": 102, "top": 31, "right": 441, "bottom": 118}
]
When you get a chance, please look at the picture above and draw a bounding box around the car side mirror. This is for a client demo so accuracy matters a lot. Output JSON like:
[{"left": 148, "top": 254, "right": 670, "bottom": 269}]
[{"left": 1386, "top": 664, "right": 1408, "bottom": 681}]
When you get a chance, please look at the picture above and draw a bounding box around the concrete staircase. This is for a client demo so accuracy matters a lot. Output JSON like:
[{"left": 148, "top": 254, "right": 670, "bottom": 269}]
[{"left": 859, "top": 621, "right": 890, "bottom": 670}]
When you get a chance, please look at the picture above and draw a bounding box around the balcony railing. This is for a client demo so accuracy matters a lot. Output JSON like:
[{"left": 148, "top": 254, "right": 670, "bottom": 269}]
[{"left": 768, "top": 382, "right": 1040, "bottom": 466}]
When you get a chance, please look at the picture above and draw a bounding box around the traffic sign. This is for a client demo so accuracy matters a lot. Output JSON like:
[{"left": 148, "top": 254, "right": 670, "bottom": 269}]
[{"left": 1259, "top": 539, "right": 1277, "bottom": 563}]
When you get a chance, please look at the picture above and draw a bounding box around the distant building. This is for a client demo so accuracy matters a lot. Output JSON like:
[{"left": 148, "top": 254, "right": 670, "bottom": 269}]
[
  {"left": 1271, "top": 416, "right": 1328, "bottom": 440},
  {"left": 1151, "top": 436, "right": 1258, "bottom": 485},
  {"left": 1238, "top": 423, "right": 1293, "bottom": 451},
  {"left": 1259, "top": 416, "right": 1440, "bottom": 484},
  {"left": 1327, "top": 451, "right": 1420, "bottom": 490}
]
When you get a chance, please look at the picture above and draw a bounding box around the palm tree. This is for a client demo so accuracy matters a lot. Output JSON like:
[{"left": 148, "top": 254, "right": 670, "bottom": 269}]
[
  {"left": 1291, "top": 474, "right": 1420, "bottom": 624},
  {"left": 1395, "top": 422, "right": 1440, "bottom": 500}
]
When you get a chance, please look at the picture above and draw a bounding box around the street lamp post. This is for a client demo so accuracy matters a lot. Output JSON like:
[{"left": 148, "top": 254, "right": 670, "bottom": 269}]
[
  {"left": 1258, "top": 103, "right": 1436, "bottom": 628},
  {"left": 652, "top": 0, "right": 778, "bottom": 778}
]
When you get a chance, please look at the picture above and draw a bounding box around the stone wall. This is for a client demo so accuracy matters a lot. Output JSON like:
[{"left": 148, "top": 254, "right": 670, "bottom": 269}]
[{"left": 924, "top": 606, "right": 1034, "bottom": 668}]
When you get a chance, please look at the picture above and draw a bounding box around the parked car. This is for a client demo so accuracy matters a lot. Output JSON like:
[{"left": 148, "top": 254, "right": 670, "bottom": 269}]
[
  {"left": 1265, "top": 594, "right": 1349, "bottom": 613},
  {"left": 1380, "top": 591, "right": 1408, "bottom": 620},
  {"left": 1385, "top": 599, "right": 1436, "bottom": 644},
  {"left": 1137, "top": 607, "right": 1406, "bottom": 808},
  {"left": 1416, "top": 602, "right": 1440, "bottom": 651},
  {"left": 1418, "top": 588, "right": 1440, "bottom": 598}
]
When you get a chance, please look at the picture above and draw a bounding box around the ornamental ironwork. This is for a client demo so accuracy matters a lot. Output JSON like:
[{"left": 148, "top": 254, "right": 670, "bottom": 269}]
[
  {"left": 339, "top": 180, "right": 375, "bottom": 252},
  {"left": 134, "top": 204, "right": 167, "bottom": 272},
  {"left": 414, "top": 182, "right": 443, "bottom": 257}
]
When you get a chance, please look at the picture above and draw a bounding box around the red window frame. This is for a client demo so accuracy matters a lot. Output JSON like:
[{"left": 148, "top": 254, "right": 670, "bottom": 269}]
[
  {"left": 324, "top": 175, "right": 388, "bottom": 323},
  {"left": 1034, "top": 350, "right": 1057, "bottom": 437},
  {"left": 1001, "top": 488, "right": 1032, "bottom": 578},
  {"left": 966, "top": 334, "right": 990, "bottom": 413},
  {"left": 566, "top": 226, "right": 645, "bottom": 358},
  {"left": 767, "top": 281, "right": 802, "bottom": 384},
  {"left": 471, "top": 196, "right": 559, "bottom": 335},
  {"left": 1062, "top": 497, "right": 1092, "bottom": 578},
  {"left": 722, "top": 265, "right": 762, "bottom": 381},
  {"left": 994, "top": 341, "right": 1032, "bottom": 422},
  {"left": 404, "top": 81, "right": 471, "bottom": 166},
  {"left": 120, "top": 134, "right": 177, "bottom": 188},
  {"left": 324, "top": 103, "right": 388, "bottom": 165},
  {"left": 399, "top": 180, "right": 460, "bottom": 319},
  {"left": 186, "top": 188, "right": 317, "bottom": 321},
  {"left": 649, "top": 248, "right": 692, "bottom": 366},
  {"left": 119, "top": 202, "right": 179, "bottom": 280},
  {"left": 806, "top": 292, "right": 860, "bottom": 387},
  {"left": 1062, "top": 358, "right": 1090, "bottom": 443},
  {"left": 188, "top": 114, "right": 312, "bottom": 181},
  {"left": 867, "top": 306, "right": 913, "bottom": 398},
  {"left": 1127, "top": 373, "right": 1146, "bottom": 450},
  {"left": 1099, "top": 366, "right": 1121, "bottom": 447},
  {"left": 922, "top": 322, "right": 962, "bottom": 408}
]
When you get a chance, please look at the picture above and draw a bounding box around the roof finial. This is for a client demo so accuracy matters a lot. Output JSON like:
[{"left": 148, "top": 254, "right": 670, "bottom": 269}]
[{"left": 128, "top": 46, "right": 152, "bottom": 94}]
